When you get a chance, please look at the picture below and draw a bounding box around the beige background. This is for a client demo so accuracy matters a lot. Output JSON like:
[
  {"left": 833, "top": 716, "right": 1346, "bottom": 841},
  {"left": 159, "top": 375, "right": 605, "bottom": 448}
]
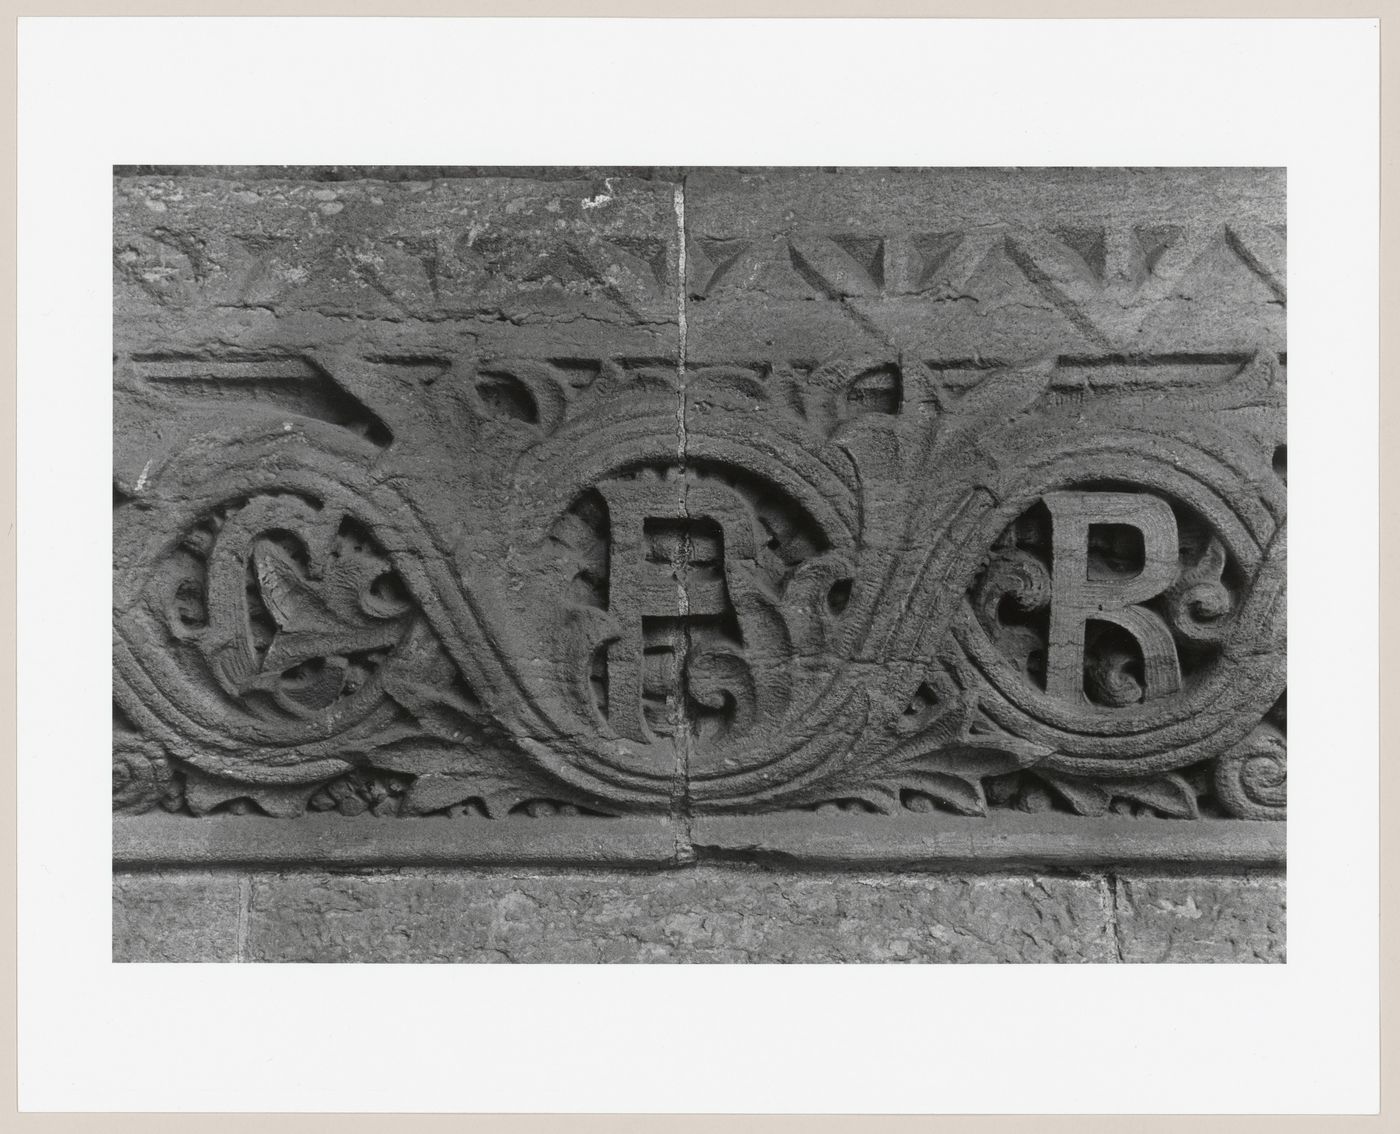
[{"left": 7, "top": 2, "right": 1392, "bottom": 1129}]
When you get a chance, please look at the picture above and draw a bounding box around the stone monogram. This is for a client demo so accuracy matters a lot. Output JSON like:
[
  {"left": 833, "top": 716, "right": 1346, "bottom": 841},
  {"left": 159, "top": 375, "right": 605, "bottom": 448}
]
[{"left": 112, "top": 170, "right": 1286, "bottom": 823}]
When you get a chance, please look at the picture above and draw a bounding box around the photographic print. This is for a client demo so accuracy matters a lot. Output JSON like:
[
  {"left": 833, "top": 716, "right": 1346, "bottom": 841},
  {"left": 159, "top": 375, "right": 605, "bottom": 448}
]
[{"left": 112, "top": 166, "right": 1286, "bottom": 963}]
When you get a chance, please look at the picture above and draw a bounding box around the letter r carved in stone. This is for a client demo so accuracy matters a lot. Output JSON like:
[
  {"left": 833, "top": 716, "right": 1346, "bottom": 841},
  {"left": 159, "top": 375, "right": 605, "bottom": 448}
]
[{"left": 1043, "top": 491, "right": 1183, "bottom": 705}]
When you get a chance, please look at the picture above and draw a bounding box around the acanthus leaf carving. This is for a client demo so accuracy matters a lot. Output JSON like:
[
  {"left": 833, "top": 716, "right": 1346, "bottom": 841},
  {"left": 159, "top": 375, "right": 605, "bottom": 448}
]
[{"left": 1030, "top": 770, "right": 1201, "bottom": 821}]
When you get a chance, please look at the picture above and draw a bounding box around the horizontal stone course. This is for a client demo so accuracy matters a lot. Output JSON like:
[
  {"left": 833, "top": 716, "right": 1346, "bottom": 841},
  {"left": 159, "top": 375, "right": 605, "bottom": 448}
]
[
  {"left": 113, "top": 812, "right": 1286, "bottom": 870},
  {"left": 113, "top": 865, "right": 1286, "bottom": 964},
  {"left": 113, "top": 172, "right": 679, "bottom": 362},
  {"left": 683, "top": 166, "right": 1285, "bottom": 362},
  {"left": 241, "top": 868, "right": 1115, "bottom": 963}
]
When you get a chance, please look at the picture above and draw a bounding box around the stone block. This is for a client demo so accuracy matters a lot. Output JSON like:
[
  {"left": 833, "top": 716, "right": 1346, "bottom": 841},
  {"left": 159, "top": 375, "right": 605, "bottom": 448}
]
[
  {"left": 113, "top": 813, "right": 681, "bottom": 868},
  {"left": 684, "top": 167, "right": 1285, "bottom": 363},
  {"left": 690, "top": 812, "right": 1286, "bottom": 871},
  {"left": 113, "top": 871, "right": 243, "bottom": 962},
  {"left": 114, "top": 174, "right": 680, "bottom": 359},
  {"left": 244, "top": 868, "right": 1114, "bottom": 963},
  {"left": 1114, "top": 873, "right": 1285, "bottom": 963}
]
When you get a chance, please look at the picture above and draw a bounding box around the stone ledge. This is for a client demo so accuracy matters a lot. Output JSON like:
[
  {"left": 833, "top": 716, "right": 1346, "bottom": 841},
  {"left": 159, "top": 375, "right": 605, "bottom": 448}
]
[
  {"left": 692, "top": 813, "right": 1284, "bottom": 870},
  {"left": 114, "top": 812, "right": 1283, "bottom": 870},
  {"left": 114, "top": 813, "right": 682, "bottom": 869}
]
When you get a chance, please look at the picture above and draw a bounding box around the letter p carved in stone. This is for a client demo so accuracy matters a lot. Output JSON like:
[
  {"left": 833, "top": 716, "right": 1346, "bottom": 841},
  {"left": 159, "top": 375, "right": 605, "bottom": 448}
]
[
  {"left": 1043, "top": 491, "right": 1183, "bottom": 706},
  {"left": 594, "top": 478, "right": 757, "bottom": 745}
]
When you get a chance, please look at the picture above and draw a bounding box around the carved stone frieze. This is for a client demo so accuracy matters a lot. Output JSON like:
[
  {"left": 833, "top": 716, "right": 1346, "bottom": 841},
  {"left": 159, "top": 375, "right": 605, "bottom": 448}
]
[{"left": 113, "top": 169, "right": 1285, "bottom": 824}]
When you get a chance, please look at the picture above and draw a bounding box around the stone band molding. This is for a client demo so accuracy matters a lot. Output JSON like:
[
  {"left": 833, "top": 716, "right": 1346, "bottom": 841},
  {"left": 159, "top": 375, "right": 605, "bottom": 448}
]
[
  {"left": 114, "top": 813, "right": 1285, "bottom": 870},
  {"left": 113, "top": 168, "right": 1286, "bottom": 865}
]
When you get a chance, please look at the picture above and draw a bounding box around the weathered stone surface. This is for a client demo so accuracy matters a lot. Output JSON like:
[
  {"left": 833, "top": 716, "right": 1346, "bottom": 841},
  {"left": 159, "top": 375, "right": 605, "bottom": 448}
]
[
  {"left": 113, "top": 871, "right": 242, "bottom": 962},
  {"left": 1114, "top": 873, "right": 1285, "bottom": 962},
  {"left": 684, "top": 167, "right": 1285, "bottom": 363},
  {"left": 244, "top": 868, "right": 1114, "bottom": 963},
  {"left": 112, "top": 811, "right": 1286, "bottom": 870},
  {"left": 114, "top": 174, "right": 679, "bottom": 349},
  {"left": 111, "top": 169, "right": 1286, "bottom": 963},
  {"left": 113, "top": 813, "right": 682, "bottom": 868},
  {"left": 689, "top": 813, "right": 1286, "bottom": 871},
  {"left": 115, "top": 165, "right": 688, "bottom": 183},
  {"left": 112, "top": 866, "right": 1287, "bottom": 963}
]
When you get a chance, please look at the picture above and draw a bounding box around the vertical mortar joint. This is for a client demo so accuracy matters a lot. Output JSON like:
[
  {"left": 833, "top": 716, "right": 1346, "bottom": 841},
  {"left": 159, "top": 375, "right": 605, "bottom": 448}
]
[
  {"left": 235, "top": 874, "right": 251, "bottom": 962},
  {"left": 1108, "top": 873, "right": 1126, "bottom": 963}
]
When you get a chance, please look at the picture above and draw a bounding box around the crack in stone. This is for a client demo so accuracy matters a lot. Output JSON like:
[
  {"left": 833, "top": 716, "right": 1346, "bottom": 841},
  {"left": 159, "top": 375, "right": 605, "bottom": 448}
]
[{"left": 670, "top": 179, "right": 695, "bottom": 864}]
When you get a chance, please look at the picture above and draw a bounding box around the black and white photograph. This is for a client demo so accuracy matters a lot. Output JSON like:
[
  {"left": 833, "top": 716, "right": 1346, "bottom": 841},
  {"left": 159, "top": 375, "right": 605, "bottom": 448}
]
[
  {"left": 14, "top": 12, "right": 1383, "bottom": 1121},
  {"left": 111, "top": 164, "right": 1287, "bottom": 963}
]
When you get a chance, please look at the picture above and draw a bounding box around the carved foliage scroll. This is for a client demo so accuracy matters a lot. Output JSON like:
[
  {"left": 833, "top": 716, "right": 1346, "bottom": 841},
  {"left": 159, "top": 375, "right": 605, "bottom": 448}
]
[{"left": 113, "top": 172, "right": 1286, "bottom": 823}]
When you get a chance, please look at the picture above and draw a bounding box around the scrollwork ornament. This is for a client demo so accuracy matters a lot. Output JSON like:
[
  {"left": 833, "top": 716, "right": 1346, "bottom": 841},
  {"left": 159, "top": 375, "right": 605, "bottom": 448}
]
[
  {"left": 938, "top": 407, "right": 1286, "bottom": 783},
  {"left": 112, "top": 344, "right": 1286, "bottom": 822},
  {"left": 113, "top": 737, "right": 175, "bottom": 815},
  {"left": 1214, "top": 721, "right": 1286, "bottom": 821}
]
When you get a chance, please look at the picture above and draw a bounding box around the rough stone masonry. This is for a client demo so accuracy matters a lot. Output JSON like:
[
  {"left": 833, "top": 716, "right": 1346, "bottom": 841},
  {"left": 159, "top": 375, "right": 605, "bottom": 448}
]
[{"left": 113, "top": 167, "right": 1286, "bottom": 963}]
